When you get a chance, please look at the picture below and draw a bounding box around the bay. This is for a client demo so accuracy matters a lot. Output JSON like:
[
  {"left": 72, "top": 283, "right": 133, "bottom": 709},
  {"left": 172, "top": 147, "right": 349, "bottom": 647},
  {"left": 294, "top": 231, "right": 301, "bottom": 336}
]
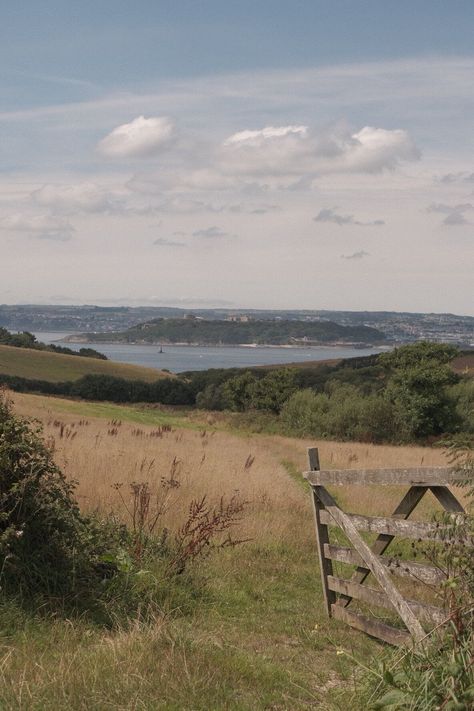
[{"left": 33, "top": 332, "right": 386, "bottom": 374}]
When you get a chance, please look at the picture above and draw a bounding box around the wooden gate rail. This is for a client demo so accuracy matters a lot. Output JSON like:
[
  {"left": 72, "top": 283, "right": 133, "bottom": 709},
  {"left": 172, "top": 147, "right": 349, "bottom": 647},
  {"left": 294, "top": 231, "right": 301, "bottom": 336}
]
[{"left": 304, "top": 447, "right": 469, "bottom": 646}]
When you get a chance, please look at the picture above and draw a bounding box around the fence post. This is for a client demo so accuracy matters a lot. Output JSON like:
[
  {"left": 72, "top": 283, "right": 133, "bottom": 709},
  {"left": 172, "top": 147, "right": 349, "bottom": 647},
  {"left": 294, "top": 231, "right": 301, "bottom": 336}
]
[{"left": 307, "top": 447, "right": 335, "bottom": 617}]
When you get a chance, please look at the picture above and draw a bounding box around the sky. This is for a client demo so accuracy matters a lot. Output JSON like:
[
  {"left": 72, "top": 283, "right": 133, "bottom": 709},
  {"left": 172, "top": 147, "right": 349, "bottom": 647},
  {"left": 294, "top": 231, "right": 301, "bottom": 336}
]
[{"left": 0, "top": 1, "right": 473, "bottom": 314}]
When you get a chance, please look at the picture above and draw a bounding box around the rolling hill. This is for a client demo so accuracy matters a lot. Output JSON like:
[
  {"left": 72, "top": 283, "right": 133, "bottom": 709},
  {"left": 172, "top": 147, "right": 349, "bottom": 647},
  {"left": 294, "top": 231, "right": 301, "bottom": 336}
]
[
  {"left": 69, "top": 317, "right": 384, "bottom": 346},
  {"left": 0, "top": 344, "right": 169, "bottom": 383}
]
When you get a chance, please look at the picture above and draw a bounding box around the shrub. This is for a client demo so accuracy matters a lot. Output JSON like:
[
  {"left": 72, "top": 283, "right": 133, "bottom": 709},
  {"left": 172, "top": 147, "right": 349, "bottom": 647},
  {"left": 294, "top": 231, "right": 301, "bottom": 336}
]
[
  {"left": 0, "top": 390, "right": 113, "bottom": 599},
  {"left": 280, "top": 389, "right": 330, "bottom": 437}
]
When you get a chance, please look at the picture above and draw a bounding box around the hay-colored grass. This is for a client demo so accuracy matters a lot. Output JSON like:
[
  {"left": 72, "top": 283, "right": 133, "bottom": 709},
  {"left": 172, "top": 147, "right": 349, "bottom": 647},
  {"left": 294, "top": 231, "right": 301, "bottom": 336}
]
[
  {"left": 10, "top": 390, "right": 453, "bottom": 541},
  {"left": 3, "top": 390, "right": 464, "bottom": 711}
]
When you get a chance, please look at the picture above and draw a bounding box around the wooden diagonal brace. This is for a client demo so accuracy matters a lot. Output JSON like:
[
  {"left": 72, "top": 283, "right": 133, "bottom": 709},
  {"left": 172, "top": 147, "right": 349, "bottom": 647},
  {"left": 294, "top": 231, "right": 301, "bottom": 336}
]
[
  {"left": 336, "top": 485, "right": 427, "bottom": 608},
  {"left": 315, "top": 484, "right": 426, "bottom": 642}
]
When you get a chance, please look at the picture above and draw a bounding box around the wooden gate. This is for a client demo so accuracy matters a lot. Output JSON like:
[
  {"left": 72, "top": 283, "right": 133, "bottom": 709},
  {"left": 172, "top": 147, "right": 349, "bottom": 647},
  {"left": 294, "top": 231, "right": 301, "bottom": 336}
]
[{"left": 304, "top": 447, "right": 468, "bottom": 646}]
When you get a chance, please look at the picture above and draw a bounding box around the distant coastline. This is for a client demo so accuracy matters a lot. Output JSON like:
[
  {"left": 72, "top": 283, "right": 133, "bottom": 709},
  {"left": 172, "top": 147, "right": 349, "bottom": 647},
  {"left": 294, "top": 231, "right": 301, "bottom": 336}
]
[{"left": 61, "top": 336, "right": 379, "bottom": 349}]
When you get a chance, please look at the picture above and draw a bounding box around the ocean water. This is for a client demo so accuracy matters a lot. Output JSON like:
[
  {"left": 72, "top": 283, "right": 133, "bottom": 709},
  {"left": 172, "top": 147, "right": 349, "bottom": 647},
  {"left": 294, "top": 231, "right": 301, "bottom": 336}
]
[{"left": 34, "top": 332, "right": 385, "bottom": 374}]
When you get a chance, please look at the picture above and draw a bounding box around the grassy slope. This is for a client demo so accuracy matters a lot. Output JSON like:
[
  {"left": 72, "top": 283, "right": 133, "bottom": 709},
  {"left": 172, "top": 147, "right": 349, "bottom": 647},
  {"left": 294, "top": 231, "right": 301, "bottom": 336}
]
[
  {"left": 0, "top": 391, "right": 451, "bottom": 710},
  {"left": 0, "top": 344, "right": 169, "bottom": 383}
]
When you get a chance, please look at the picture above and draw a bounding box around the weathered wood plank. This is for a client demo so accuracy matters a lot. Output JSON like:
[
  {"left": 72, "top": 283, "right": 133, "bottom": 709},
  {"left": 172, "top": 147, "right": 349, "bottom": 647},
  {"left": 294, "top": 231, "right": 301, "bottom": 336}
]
[
  {"left": 304, "top": 467, "right": 462, "bottom": 487},
  {"left": 319, "top": 510, "right": 442, "bottom": 541},
  {"left": 429, "top": 486, "right": 466, "bottom": 514},
  {"left": 324, "top": 544, "right": 445, "bottom": 586},
  {"left": 327, "top": 575, "right": 446, "bottom": 625},
  {"left": 315, "top": 485, "right": 426, "bottom": 641},
  {"left": 307, "top": 448, "right": 335, "bottom": 617},
  {"left": 334, "top": 486, "right": 427, "bottom": 609},
  {"left": 331, "top": 604, "right": 411, "bottom": 646}
]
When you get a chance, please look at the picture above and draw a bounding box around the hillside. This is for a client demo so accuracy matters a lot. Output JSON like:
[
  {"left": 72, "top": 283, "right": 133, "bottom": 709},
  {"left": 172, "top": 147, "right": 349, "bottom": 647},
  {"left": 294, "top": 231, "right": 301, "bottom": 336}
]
[
  {"left": 69, "top": 318, "right": 384, "bottom": 346},
  {"left": 3, "top": 389, "right": 449, "bottom": 710},
  {"left": 0, "top": 344, "right": 168, "bottom": 383}
]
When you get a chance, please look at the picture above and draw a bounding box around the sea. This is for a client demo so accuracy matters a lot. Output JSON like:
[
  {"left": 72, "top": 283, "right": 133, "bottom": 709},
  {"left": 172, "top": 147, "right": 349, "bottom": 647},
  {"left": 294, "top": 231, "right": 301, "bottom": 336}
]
[{"left": 33, "top": 332, "right": 386, "bottom": 374}]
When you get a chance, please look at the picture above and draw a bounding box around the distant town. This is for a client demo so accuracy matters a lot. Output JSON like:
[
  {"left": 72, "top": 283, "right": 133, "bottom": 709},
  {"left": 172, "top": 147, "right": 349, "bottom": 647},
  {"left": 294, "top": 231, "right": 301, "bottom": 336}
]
[{"left": 0, "top": 304, "right": 473, "bottom": 347}]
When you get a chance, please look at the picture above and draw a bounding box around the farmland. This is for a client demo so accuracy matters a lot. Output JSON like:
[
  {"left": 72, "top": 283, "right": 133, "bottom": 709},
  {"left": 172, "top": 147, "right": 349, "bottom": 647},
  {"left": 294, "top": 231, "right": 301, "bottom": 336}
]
[{"left": 0, "top": 390, "right": 453, "bottom": 710}]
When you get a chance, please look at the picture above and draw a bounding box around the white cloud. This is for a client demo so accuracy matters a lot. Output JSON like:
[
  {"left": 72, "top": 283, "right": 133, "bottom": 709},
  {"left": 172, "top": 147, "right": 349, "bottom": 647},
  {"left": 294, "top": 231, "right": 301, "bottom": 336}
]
[
  {"left": 218, "top": 123, "right": 419, "bottom": 184},
  {"left": 97, "top": 116, "right": 175, "bottom": 158},
  {"left": 341, "top": 127, "right": 420, "bottom": 172},
  {"left": 0, "top": 213, "right": 75, "bottom": 240},
  {"left": 341, "top": 250, "right": 370, "bottom": 260},
  {"left": 224, "top": 125, "right": 308, "bottom": 145},
  {"left": 314, "top": 207, "right": 385, "bottom": 226}
]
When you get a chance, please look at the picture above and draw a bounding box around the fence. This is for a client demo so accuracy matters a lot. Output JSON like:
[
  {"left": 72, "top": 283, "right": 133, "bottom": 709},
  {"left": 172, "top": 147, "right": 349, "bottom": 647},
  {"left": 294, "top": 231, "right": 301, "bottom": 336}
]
[{"left": 304, "top": 447, "right": 469, "bottom": 646}]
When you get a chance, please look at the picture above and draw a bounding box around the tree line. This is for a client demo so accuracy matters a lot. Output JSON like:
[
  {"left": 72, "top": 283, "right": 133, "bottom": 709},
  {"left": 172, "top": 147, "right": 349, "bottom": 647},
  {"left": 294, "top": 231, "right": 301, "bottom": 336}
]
[{"left": 1, "top": 342, "right": 472, "bottom": 444}]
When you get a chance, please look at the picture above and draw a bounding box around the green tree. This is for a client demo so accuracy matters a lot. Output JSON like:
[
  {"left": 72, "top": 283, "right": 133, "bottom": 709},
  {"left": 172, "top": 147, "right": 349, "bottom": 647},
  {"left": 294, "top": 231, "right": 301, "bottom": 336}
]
[
  {"left": 380, "top": 342, "right": 460, "bottom": 440},
  {"left": 221, "top": 371, "right": 258, "bottom": 411},
  {"left": 250, "top": 368, "right": 297, "bottom": 413}
]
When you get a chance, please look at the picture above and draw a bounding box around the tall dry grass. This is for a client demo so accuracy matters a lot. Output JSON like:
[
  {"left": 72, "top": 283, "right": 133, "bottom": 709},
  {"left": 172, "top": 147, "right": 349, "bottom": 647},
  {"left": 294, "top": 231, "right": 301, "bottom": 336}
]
[
  {"left": 10, "top": 390, "right": 453, "bottom": 538},
  {"left": 11, "top": 392, "right": 309, "bottom": 543}
]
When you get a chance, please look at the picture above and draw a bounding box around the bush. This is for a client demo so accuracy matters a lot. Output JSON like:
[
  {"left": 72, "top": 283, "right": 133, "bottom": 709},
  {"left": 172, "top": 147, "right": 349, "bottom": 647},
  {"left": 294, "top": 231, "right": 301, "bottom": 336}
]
[
  {"left": 280, "top": 389, "right": 330, "bottom": 437},
  {"left": 280, "top": 384, "right": 397, "bottom": 443},
  {"left": 0, "top": 390, "right": 115, "bottom": 599},
  {"left": 448, "top": 379, "right": 474, "bottom": 434}
]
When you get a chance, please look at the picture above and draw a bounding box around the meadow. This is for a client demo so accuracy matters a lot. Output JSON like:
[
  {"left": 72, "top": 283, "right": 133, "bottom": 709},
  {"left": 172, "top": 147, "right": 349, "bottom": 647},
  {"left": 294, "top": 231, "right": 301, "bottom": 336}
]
[
  {"left": 0, "top": 391, "right": 454, "bottom": 710},
  {"left": 0, "top": 344, "right": 168, "bottom": 383}
]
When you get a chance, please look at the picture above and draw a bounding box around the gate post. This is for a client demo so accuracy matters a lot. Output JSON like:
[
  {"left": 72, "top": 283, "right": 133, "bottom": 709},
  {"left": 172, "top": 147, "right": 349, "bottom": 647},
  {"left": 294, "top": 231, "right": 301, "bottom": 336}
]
[{"left": 308, "top": 447, "right": 335, "bottom": 617}]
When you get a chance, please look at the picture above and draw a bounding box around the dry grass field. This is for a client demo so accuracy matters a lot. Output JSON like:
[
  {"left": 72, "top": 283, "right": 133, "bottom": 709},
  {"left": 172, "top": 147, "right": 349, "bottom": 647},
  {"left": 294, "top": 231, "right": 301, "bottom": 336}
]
[
  {"left": 1, "top": 390, "right": 458, "bottom": 710},
  {"left": 11, "top": 390, "right": 450, "bottom": 535}
]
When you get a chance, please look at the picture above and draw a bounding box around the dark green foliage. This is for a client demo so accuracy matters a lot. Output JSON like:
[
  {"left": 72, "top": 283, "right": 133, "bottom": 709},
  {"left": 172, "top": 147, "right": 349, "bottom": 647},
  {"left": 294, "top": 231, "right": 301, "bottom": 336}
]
[
  {"left": 0, "top": 391, "right": 119, "bottom": 599},
  {"left": 83, "top": 317, "right": 384, "bottom": 346},
  {"left": 0, "top": 373, "right": 195, "bottom": 406},
  {"left": 448, "top": 379, "right": 474, "bottom": 433},
  {"left": 281, "top": 385, "right": 398, "bottom": 443},
  {"left": 222, "top": 371, "right": 259, "bottom": 412},
  {"left": 221, "top": 369, "right": 297, "bottom": 414},
  {"left": 381, "top": 343, "right": 460, "bottom": 439}
]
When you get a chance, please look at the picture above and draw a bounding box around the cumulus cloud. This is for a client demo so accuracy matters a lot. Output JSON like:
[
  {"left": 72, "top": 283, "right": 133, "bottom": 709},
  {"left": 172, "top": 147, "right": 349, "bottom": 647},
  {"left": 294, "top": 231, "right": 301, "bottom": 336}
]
[
  {"left": 218, "top": 123, "right": 419, "bottom": 184},
  {"left": 0, "top": 213, "right": 74, "bottom": 241},
  {"left": 314, "top": 207, "right": 385, "bottom": 226},
  {"left": 341, "top": 250, "right": 370, "bottom": 260},
  {"left": 153, "top": 237, "right": 186, "bottom": 247},
  {"left": 427, "top": 202, "right": 473, "bottom": 226},
  {"left": 98, "top": 116, "right": 175, "bottom": 158}
]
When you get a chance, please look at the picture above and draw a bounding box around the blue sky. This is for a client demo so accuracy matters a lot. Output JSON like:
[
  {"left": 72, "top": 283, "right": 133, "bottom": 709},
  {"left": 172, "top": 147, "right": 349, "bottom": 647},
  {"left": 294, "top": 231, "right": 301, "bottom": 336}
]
[{"left": 0, "top": 2, "right": 473, "bottom": 312}]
